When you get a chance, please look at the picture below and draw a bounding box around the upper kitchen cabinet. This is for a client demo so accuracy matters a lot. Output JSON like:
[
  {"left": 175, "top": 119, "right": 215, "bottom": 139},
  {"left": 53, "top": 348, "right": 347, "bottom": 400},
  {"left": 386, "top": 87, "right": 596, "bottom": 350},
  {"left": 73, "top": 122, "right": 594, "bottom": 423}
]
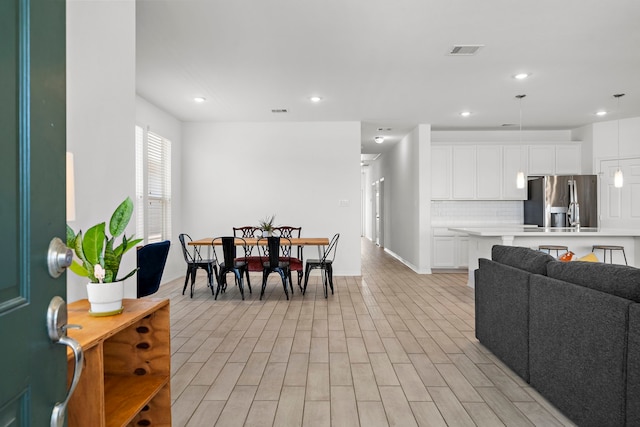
[
  {"left": 528, "top": 144, "right": 581, "bottom": 176},
  {"left": 476, "top": 145, "right": 502, "bottom": 199},
  {"left": 431, "top": 144, "right": 527, "bottom": 200},
  {"left": 452, "top": 146, "right": 477, "bottom": 199},
  {"left": 431, "top": 145, "right": 452, "bottom": 199},
  {"left": 503, "top": 145, "right": 528, "bottom": 199},
  {"left": 555, "top": 145, "right": 582, "bottom": 174}
]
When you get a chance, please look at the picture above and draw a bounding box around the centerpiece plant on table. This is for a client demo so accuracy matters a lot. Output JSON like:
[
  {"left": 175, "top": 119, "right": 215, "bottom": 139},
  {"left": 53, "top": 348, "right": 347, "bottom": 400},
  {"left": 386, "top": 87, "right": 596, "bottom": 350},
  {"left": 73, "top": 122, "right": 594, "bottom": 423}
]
[
  {"left": 259, "top": 214, "right": 276, "bottom": 237},
  {"left": 66, "top": 197, "right": 142, "bottom": 314}
]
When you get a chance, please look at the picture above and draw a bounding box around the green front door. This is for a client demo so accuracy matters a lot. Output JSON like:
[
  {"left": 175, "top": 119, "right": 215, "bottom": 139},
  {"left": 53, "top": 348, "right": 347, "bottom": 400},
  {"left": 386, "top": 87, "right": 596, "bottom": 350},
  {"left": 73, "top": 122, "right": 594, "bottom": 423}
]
[{"left": 0, "top": 0, "right": 68, "bottom": 425}]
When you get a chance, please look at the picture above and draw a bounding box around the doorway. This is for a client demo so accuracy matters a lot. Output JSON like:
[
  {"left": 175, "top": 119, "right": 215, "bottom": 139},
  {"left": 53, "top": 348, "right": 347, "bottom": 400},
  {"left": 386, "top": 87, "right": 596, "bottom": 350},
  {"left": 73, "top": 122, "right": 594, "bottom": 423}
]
[{"left": 373, "top": 179, "right": 385, "bottom": 247}]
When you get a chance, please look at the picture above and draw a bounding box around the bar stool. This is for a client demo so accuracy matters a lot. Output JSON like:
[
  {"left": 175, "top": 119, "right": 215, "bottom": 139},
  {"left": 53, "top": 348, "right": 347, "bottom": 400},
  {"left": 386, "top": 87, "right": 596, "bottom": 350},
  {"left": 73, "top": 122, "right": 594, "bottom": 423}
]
[
  {"left": 538, "top": 245, "right": 568, "bottom": 258},
  {"left": 591, "top": 245, "right": 627, "bottom": 265}
]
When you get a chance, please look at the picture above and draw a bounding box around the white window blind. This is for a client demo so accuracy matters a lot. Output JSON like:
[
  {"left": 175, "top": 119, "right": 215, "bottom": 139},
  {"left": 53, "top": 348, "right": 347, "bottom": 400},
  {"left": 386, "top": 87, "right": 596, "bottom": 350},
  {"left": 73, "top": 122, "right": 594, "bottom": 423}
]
[{"left": 135, "top": 125, "right": 172, "bottom": 244}]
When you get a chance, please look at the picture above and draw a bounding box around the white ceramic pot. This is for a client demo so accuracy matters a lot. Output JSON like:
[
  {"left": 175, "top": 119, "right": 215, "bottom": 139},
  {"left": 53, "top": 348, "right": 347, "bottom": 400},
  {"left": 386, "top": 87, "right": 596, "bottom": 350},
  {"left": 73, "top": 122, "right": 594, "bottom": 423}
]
[{"left": 86, "top": 281, "right": 124, "bottom": 315}]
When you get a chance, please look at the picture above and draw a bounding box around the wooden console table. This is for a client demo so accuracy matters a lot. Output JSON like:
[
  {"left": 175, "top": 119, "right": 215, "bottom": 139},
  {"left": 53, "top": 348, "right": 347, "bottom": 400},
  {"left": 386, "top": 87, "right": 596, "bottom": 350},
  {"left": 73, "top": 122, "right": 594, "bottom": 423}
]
[{"left": 66, "top": 298, "right": 171, "bottom": 427}]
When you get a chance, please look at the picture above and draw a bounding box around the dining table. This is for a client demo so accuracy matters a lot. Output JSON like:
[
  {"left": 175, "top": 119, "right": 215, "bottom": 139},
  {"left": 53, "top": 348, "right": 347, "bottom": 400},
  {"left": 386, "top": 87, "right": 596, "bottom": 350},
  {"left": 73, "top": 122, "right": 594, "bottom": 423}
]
[
  {"left": 188, "top": 236, "right": 330, "bottom": 257},
  {"left": 188, "top": 237, "right": 329, "bottom": 247}
]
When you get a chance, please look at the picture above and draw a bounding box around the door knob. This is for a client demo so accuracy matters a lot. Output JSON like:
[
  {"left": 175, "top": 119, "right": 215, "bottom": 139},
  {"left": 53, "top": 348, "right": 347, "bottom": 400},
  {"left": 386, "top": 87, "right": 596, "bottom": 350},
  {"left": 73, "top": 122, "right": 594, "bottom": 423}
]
[{"left": 48, "top": 237, "right": 73, "bottom": 278}]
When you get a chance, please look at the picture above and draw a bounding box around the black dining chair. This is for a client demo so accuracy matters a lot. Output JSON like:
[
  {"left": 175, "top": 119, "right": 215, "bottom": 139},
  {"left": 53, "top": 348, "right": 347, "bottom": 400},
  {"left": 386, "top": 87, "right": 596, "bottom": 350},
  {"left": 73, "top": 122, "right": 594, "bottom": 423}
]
[
  {"left": 257, "top": 236, "right": 292, "bottom": 300},
  {"left": 233, "top": 226, "right": 261, "bottom": 286},
  {"left": 212, "top": 236, "right": 251, "bottom": 300},
  {"left": 136, "top": 240, "right": 171, "bottom": 298},
  {"left": 303, "top": 233, "right": 339, "bottom": 298},
  {"left": 273, "top": 226, "right": 304, "bottom": 291},
  {"left": 178, "top": 233, "right": 217, "bottom": 297}
]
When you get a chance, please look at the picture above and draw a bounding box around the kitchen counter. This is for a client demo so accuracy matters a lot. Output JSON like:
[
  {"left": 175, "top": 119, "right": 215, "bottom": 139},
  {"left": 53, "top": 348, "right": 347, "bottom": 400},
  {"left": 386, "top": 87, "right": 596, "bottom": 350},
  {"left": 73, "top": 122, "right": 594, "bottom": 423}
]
[
  {"left": 449, "top": 226, "right": 640, "bottom": 237},
  {"left": 449, "top": 226, "right": 640, "bottom": 287}
]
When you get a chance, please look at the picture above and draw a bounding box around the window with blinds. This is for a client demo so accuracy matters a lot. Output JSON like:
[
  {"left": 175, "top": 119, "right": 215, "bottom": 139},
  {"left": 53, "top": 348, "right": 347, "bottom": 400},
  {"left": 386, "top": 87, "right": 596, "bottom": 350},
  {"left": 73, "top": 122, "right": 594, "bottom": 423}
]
[{"left": 135, "top": 125, "right": 172, "bottom": 244}]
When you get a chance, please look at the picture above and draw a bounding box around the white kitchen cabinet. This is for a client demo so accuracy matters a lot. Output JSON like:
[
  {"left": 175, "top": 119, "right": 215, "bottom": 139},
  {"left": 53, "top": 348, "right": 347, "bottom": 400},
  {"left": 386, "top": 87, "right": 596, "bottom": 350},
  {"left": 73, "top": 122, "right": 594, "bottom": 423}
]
[
  {"left": 452, "top": 146, "right": 476, "bottom": 199},
  {"left": 529, "top": 144, "right": 582, "bottom": 175},
  {"left": 476, "top": 145, "right": 502, "bottom": 199},
  {"left": 432, "top": 229, "right": 468, "bottom": 269},
  {"left": 528, "top": 145, "right": 556, "bottom": 175},
  {"left": 502, "top": 145, "right": 527, "bottom": 199},
  {"left": 431, "top": 143, "right": 580, "bottom": 201},
  {"left": 555, "top": 145, "right": 581, "bottom": 174},
  {"left": 431, "top": 146, "right": 452, "bottom": 199},
  {"left": 432, "top": 236, "right": 456, "bottom": 267}
]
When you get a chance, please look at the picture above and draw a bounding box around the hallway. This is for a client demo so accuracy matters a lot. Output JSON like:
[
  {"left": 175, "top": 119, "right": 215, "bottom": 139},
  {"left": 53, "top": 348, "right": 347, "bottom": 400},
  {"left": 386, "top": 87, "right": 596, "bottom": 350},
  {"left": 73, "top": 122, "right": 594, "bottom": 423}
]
[{"left": 156, "top": 238, "right": 574, "bottom": 426}]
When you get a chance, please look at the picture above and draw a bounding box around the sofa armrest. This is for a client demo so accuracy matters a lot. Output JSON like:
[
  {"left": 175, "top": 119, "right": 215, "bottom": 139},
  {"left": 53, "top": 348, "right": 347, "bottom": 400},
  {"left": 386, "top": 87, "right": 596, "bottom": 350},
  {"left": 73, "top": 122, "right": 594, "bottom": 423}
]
[{"left": 476, "top": 258, "right": 531, "bottom": 381}]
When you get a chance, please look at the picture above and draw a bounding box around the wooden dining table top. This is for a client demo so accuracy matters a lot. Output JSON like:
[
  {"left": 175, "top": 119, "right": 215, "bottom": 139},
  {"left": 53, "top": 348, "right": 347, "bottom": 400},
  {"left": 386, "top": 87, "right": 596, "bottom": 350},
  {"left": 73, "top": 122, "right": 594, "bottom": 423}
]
[{"left": 189, "top": 237, "right": 330, "bottom": 246}]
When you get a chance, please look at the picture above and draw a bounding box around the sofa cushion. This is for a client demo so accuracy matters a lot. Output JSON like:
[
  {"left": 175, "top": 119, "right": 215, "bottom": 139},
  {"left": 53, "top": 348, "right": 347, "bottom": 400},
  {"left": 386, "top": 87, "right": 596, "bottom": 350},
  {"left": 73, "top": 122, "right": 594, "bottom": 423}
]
[
  {"left": 475, "top": 258, "right": 530, "bottom": 381},
  {"left": 529, "top": 274, "right": 630, "bottom": 427},
  {"left": 491, "top": 245, "right": 555, "bottom": 275},
  {"left": 546, "top": 260, "right": 640, "bottom": 302}
]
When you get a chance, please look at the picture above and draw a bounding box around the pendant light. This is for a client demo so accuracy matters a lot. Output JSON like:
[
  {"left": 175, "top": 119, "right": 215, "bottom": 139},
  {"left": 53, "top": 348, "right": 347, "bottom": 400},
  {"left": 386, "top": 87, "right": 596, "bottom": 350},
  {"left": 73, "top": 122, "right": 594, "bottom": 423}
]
[
  {"left": 613, "top": 93, "right": 625, "bottom": 188},
  {"left": 515, "top": 94, "right": 526, "bottom": 189}
]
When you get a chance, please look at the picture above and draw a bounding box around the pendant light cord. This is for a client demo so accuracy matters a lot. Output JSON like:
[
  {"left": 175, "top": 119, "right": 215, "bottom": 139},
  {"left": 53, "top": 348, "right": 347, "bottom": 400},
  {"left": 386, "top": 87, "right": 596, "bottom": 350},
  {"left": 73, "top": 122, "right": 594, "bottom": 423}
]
[
  {"left": 517, "top": 94, "right": 526, "bottom": 168},
  {"left": 615, "top": 93, "right": 623, "bottom": 167}
]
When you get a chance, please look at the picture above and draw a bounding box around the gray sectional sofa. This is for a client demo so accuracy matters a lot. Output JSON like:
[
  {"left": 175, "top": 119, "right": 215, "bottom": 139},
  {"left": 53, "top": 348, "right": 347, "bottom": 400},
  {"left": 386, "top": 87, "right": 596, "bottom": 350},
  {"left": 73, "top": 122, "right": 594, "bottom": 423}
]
[{"left": 475, "top": 245, "right": 640, "bottom": 427}]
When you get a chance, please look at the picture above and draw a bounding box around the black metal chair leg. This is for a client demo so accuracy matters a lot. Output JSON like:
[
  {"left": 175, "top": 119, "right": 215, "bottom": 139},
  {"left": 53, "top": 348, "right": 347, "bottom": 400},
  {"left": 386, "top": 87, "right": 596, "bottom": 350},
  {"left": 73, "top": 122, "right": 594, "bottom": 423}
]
[
  {"left": 245, "top": 270, "right": 252, "bottom": 292},
  {"left": 246, "top": 271, "right": 252, "bottom": 294},
  {"left": 207, "top": 268, "right": 215, "bottom": 295},
  {"left": 279, "top": 269, "right": 289, "bottom": 300},
  {"left": 303, "top": 265, "right": 312, "bottom": 295},
  {"left": 260, "top": 271, "right": 268, "bottom": 300},
  {"left": 322, "top": 269, "right": 328, "bottom": 298},
  {"left": 236, "top": 270, "right": 245, "bottom": 300},
  {"left": 182, "top": 268, "right": 191, "bottom": 295},
  {"left": 190, "top": 268, "right": 197, "bottom": 298},
  {"left": 288, "top": 271, "right": 294, "bottom": 294}
]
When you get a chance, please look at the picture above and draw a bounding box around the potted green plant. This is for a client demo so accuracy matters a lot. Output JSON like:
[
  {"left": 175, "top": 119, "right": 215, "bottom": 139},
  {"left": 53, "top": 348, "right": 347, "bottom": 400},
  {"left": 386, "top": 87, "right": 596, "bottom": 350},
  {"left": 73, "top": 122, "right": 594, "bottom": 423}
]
[
  {"left": 66, "top": 197, "right": 142, "bottom": 315},
  {"left": 258, "top": 214, "right": 276, "bottom": 237}
]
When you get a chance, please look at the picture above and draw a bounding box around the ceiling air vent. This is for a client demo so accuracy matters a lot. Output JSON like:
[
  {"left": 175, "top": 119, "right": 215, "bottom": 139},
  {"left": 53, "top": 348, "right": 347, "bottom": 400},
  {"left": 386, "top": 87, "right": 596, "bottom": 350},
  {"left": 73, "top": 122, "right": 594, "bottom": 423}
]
[
  {"left": 271, "top": 108, "right": 288, "bottom": 113},
  {"left": 448, "top": 45, "right": 484, "bottom": 56}
]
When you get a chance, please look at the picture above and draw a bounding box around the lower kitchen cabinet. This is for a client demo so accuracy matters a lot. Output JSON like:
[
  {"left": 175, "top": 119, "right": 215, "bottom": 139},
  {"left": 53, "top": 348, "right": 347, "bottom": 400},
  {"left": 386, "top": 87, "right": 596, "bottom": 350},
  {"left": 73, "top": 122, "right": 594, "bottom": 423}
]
[{"left": 432, "top": 230, "right": 468, "bottom": 269}]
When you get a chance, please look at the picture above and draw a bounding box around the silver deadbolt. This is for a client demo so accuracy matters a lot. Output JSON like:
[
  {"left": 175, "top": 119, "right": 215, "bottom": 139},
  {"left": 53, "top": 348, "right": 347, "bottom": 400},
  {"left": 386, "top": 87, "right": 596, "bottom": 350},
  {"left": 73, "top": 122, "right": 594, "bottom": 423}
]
[{"left": 48, "top": 237, "right": 73, "bottom": 278}]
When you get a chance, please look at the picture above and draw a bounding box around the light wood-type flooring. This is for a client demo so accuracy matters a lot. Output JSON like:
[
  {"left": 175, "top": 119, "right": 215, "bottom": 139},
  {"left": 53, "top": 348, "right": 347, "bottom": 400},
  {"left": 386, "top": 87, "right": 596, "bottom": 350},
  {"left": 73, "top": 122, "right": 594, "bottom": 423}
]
[{"left": 155, "top": 238, "right": 575, "bottom": 426}]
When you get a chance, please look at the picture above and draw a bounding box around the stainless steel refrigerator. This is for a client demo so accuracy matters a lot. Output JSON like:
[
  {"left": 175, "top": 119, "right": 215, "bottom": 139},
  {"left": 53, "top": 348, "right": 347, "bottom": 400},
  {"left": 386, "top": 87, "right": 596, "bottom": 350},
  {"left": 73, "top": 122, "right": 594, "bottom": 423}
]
[{"left": 524, "top": 175, "right": 598, "bottom": 228}]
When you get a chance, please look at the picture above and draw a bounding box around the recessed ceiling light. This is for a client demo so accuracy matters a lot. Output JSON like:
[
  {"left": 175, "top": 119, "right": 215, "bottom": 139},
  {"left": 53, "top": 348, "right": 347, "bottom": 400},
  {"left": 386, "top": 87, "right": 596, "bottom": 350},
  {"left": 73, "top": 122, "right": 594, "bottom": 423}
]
[
  {"left": 513, "top": 73, "right": 531, "bottom": 80},
  {"left": 194, "top": 97, "right": 206, "bottom": 103},
  {"left": 309, "top": 96, "right": 322, "bottom": 103},
  {"left": 460, "top": 111, "right": 471, "bottom": 117},
  {"left": 374, "top": 136, "right": 384, "bottom": 144},
  {"left": 596, "top": 110, "right": 607, "bottom": 116}
]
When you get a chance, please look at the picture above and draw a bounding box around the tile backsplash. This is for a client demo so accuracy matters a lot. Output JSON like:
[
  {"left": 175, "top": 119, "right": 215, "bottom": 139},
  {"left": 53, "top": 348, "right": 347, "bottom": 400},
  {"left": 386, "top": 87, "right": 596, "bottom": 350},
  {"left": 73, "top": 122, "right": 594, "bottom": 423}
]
[{"left": 431, "top": 200, "right": 523, "bottom": 226}]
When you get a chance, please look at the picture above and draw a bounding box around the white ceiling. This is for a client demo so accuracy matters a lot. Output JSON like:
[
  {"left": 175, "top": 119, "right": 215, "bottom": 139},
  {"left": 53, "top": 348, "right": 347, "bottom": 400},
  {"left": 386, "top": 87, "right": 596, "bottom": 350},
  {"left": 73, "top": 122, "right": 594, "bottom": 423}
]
[{"left": 136, "top": 0, "right": 640, "bottom": 155}]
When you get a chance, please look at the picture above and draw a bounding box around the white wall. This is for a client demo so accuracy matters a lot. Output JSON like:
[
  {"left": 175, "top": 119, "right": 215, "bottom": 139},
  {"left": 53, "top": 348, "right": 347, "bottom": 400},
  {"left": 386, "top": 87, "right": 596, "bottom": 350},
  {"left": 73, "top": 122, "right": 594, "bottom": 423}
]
[
  {"left": 181, "top": 121, "right": 362, "bottom": 276},
  {"left": 136, "top": 96, "right": 184, "bottom": 283},
  {"left": 66, "top": 0, "right": 136, "bottom": 302}
]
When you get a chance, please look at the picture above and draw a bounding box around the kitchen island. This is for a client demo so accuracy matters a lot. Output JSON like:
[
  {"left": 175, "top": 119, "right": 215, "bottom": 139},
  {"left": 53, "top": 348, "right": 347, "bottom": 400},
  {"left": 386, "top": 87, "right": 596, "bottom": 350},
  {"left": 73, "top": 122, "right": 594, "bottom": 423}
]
[{"left": 449, "top": 226, "right": 640, "bottom": 287}]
